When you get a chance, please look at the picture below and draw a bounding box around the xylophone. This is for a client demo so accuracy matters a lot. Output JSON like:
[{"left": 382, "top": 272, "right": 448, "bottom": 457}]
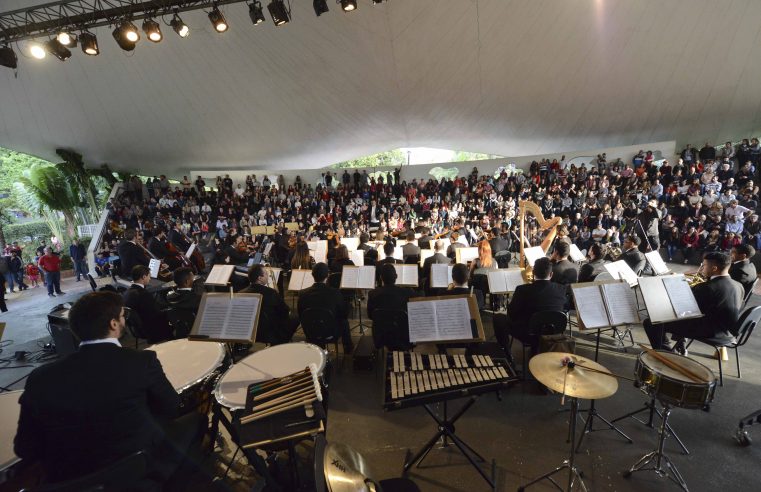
[{"left": 383, "top": 350, "right": 516, "bottom": 410}]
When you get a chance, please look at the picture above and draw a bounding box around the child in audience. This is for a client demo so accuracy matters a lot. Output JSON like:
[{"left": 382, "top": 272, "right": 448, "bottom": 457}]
[{"left": 25, "top": 262, "right": 40, "bottom": 288}]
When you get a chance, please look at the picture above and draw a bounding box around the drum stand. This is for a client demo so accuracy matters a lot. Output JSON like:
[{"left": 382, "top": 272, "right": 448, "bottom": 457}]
[
  {"left": 518, "top": 397, "right": 587, "bottom": 492},
  {"left": 350, "top": 289, "right": 369, "bottom": 335},
  {"left": 624, "top": 404, "right": 689, "bottom": 492},
  {"left": 611, "top": 397, "right": 689, "bottom": 454},
  {"left": 575, "top": 327, "right": 632, "bottom": 452}
]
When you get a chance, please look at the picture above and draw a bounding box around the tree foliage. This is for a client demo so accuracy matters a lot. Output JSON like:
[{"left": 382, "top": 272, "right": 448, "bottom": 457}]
[{"left": 331, "top": 150, "right": 407, "bottom": 169}]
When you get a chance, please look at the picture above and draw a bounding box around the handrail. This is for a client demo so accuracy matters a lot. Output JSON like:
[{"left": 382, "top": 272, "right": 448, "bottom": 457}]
[{"left": 86, "top": 182, "right": 124, "bottom": 274}]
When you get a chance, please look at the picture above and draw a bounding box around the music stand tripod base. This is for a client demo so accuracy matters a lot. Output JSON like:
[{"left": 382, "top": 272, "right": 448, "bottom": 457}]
[{"left": 623, "top": 405, "right": 689, "bottom": 492}]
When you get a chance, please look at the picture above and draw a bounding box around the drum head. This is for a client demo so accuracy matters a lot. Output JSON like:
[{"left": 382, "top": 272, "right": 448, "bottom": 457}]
[
  {"left": 215, "top": 342, "right": 327, "bottom": 410},
  {"left": 147, "top": 339, "right": 226, "bottom": 393},
  {"left": 641, "top": 351, "right": 715, "bottom": 383}
]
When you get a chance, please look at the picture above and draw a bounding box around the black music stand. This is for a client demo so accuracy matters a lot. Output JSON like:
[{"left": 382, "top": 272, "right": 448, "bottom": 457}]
[{"left": 403, "top": 396, "right": 497, "bottom": 491}]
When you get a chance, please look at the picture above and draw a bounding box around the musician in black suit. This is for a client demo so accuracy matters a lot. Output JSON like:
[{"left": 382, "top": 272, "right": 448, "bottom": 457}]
[
  {"left": 14, "top": 291, "right": 206, "bottom": 487},
  {"left": 730, "top": 244, "right": 757, "bottom": 298},
  {"left": 117, "top": 228, "right": 149, "bottom": 280},
  {"left": 165, "top": 267, "right": 201, "bottom": 315},
  {"left": 367, "top": 264, "right": 419, "bottom": 319},
  {"left": 440, "top": 263, "right": 485, "bottom": 309},
  {"left": 417, "top": 229, "right": 433, "bottom": 251},
  {"left": 578, "top": 243, "right": 607, "bottom": 282},
  {"left": 376, "top": 241, "right": 400, "bottom": 284},
  {"left": 620, "top": 235, "right": 647, "bottom": 274},
  {"left": 124, "top": 265, "right": 173, "bottom": 343},
  {"left": 242, "top": 264, "right": 298, "bottom": 345},
  {"left": 168, "top": 222, "right": 191, "bottom": 252},
  {"left": 148, "top": 227, "right": 181, "bottom": 270},
  {"left": 643, "top": 252, "right": 744, "bottom": 352},
  {"left": 357, "top": 233, "right": 373, "bottom": 253},
  {"left": 489, "top": 227, "right": 511, "bottom": 255},
  {"left": 401, "top": 231, "right": 421, "bottom": 259},
  {"left": 446, "top": 231, "right": 464, "bottom": 259},
  {"left": 423, "top": 240, "right": 450, "bottom": 277},
  {"left": 549, "top": 241, "right": 578, "bottom": 285},
  {"left": 298, "top": 263, "right": 353, "bottom": 354},
  {"left": 494, "top": 257, "right": 568, "bottom": 353}
]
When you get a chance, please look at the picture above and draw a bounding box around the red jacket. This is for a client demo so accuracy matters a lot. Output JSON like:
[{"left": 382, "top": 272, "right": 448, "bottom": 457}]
[{"left": 38, "top": 254, "right": 61, "bottom": 273}]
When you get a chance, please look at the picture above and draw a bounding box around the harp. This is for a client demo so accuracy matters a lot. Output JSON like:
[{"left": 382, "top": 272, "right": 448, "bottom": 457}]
[{"left": 518, "top": 200, "right": 562, "bottom": 269}]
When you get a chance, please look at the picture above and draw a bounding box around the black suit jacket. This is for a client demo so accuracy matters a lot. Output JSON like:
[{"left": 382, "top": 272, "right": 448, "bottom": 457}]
[
  {"left": 402, "top": 243, "right": 421, "bottom": 259},
  {"left": 297, "top": 283, "right": 348, "bottom": 321},
  {"left": 367, "top": 285, "right": 418, "bottom": 319},
  {"left": 693, "top": 275, "right": 744, "bottom": 336},
  {"left": 508, "top": 280, "right": 568, "bottom": 325},
  {"left": 168, "top": 229, "right": 191, "bottom": 252},
  {"left": 376, "top": 257, "right": 401, "bottom": 283},
  {"left": 117, "top": 240, "right": 149, "bottom": 279},
  {"left": 423, "top": 252, "right": 450, "bottom": 279},
  {"left": 123, "top": 285, "right": 171, "bottom": 343},
  {"left": 551, "top": 259, "right": 579, "bottom": 285},
  {"left": 729, "top": 260, "right": 757, "bottom": 296},
  {"left": 620, "top": 247, "right": 646, "bottom": 274},
  {"left": 165, "top": 289, "right": 202, "bottom": 314},
  {"left": 15, "top": 343, "right": 179, "bottom": 483},
  {"left": 440, "top": 286, "right": 485, "bottom": 310},
  {"left": 578, "top": 259, "right": 606, "bottom": 283},
  {"left": 241, "top": 283, "right": 293, "bottom": 344}
]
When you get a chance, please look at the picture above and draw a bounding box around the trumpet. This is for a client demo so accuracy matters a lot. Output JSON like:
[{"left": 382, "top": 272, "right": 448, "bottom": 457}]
[{"left": 685, "top": 266, "right": 706, "bottom": 287}]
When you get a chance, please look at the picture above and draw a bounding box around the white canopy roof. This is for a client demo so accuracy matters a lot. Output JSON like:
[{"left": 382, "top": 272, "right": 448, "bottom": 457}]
[{"left": 1, "top": 0, "right": 761, "bottom": 173}]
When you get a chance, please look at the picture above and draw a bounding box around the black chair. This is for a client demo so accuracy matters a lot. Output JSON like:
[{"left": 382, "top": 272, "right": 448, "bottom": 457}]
[
  {"left": 20, "top": 450, "right": 156, "bottom": 492},
  {"left": 86, "top": 273, "right": 98, "bottom": 292},
  {"left": 166, "top": 308, "right": 196, "bottom": 339},
  {"left": 327, "top": 272, "right": 342, "bottom": 289},
  {"left": 300, "top": 307, "right": 341, "bottom": 354},
  {"left": 686, "top": 305, "right": 761, "bottom": 386},
  {"left": 370, "top": 308, "right": 411, "bottom": 351},
  {"left": 495, "top": 251, "right": 512, "bottom": 268},
  {"left": 506, "top": 311, "right": 567, "bottom": 378},
  {"left": 123, "top": 308, "right": 149, "bottom": 349},
  {"left": 403, "top": 255, "right": 420, "bottom": 266}
]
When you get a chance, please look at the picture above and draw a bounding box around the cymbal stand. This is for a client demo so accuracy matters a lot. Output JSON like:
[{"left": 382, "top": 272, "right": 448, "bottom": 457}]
[
  {"left": 518, "top": 396, "right": 587, "bottom": 492},
  {"left": 623, "top": 404, "right": 689, "bottom": 491},
  {"left": 575, "top": 326, "right": 632, "bottom": 452},
  {"left": 611, "top": 397, "right": 689, "bottom": 454},
  {"left": 350, "top": 289, "right": 369, "bottom": 335}
]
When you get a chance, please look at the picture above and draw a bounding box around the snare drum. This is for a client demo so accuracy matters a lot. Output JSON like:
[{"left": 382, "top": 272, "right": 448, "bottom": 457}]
[
  {"left": 635, "top": 351, "right": 717, "bottom": 409},
  {"left": 0, "top": 390, "right": 22, "bottom": 472},
  {"left": 215, "top": 342, "right": 327, "bottom": 411},
  {"left": 147, "top": 339, "right": 228, "bottom": 412}
]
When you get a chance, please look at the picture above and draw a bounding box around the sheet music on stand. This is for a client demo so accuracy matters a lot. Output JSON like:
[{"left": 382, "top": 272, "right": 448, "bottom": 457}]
[
  {"left": 288, "top": 269, "right": 316, "bottom": 291},
  {"left": 393, "top": 264, "right": 419, "bottom": 286},
  {"left": 265, "top": 267, "right": 282, "bottom": 289},
  {"left": 419, "top": 249, "right": 434, "bottom": 267},
  {"left": 487, "top": 268, "right": 525, "bottom": 294},
  {"left": 185, "top": 242, "right": 197, "bottom": 259},
  {"left": 340, "top": 266, "right": 376, "bottom": 289},
  {"left": 455, "top": 247, "right": 479, "bottom": 265},
  {"left": 407, "top": 295, "right": 485, "bottom": 344},
  {"left": 637, "top": 275, "right": 702, "bottom": 323},
  {"left": 307, "top": 240, "right": 328, "bottom": 263},
  {"left": 645, "top": 251, "right": 670, "bottom": 276},
  {"left": 189, "top": 292, "right": 262, "bottom": 343},
  {"left": 569, "top": 244, "right": 585, "bottom": 262},
  {"left": 205, "top": 265, "right": 235, "bottom": 286},
  {"left": 571, "top": 281, "right": 640, "bottom": 330},
  {"left": 350, "top": 249, "right": 365, "bottom": 266},
  {"left": 149, "top": 259, "right": 161, "bottom": 279},
  {"left": 340, "top": 237, "right": 360, "bottom": 251},
  {"left": 603, "top": 260, "right": 639, "bottom": 287},
  {"left": 308, "top": 248, "right": 327, "bottom": 264},
  {"left": 430, "top": 264, "right": 454, "bottom": 288},
  {"left": 523, "top": 246, "right": 545, "bottom": 267}
]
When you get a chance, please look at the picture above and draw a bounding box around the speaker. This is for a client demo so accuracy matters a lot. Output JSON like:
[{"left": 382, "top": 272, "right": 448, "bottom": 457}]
[{"left": 48, "top": 304, "right": 79, "bottom": 357}]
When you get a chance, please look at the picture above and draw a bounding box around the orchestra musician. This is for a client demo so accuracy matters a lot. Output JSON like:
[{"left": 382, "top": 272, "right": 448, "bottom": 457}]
[
  {"left": 417, "top": 228, "right": 433, "bottom": 251},
  {"left": 168, "top": 222, "right": 192, "bottom": 252},
  {"left": 446, "top": 231, "right": 464, "bottom": 259},
  {"left": 148, "top": 227, "right": 181, "bottom": 270},
  {"left": 442, "top": 264, "right": 484, "bottom": 310},
  {"left": 377, "top": 241, "right": 400, "bottom": 284},
  {"left": 124, "top": 265, "right": 173, "bottom": 343},
  {"left": 357, "top": 233, "right": 373, "bottom": 253},
  {"left": 117, "top": 228, "right": 149, "bottom": 280},
  {"left": 637, "top": 199, "right": 661, "bottom": 252},
  {"left": 494, "top": 257, "right": 568, "bottom": 355},
  {"left": 578, "top": 243, "right": 607, "bottom": 282},
  {"left": 401, "top": 231, "right": 420, "bottom": 259},
  {"left": 729, "top": 244, "right": 757, "bottom": 298},
  {"left": 297, "top": 263, "right": 354, "bottom": 354},
  {"left": 290, "top": 241, "right": 315, "bottom": 271},
  {"left": 165, "top": 267, "right": 202, "bottom": 316},
  {"left": 620, "top": 235, "right": 647, "bottom": 273},
  {"left": 644, "top": 252, "right": 744, "bottom": 353},
  {"left": 367, "top": 264, "right": 420, "bottom": 320},
  {"left": 242, "top": 264, "right": 298, "bottom": 345},
  {"left": 14, "top": 292, "right": 208, "bottom": 490},
  {"left": 549, "top": 241, "right": 579, "bottom": 286}
]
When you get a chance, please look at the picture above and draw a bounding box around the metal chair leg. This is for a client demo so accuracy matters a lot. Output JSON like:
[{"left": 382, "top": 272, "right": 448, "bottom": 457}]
[
  {"left": 736, "top": 347, "right": 741, "bottom": 378},
  {"left": 718, "top": 356, "right": 723, "bottom": 386}
]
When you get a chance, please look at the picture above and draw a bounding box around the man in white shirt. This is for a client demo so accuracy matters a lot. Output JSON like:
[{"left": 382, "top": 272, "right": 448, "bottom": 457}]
[{"left": 725, "top": 200, "right": 750, "bottom": 221}]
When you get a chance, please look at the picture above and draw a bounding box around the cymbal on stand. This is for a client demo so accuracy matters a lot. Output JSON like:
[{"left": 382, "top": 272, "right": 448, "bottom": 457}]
[{"left": 529, "top": 352, "right": 618, "bottom": 400}]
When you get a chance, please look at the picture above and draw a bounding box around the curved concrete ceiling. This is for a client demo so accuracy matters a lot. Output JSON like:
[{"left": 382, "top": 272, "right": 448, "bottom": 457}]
[{"left": 1, "top": 0, "right": 761, "bottom": 173}]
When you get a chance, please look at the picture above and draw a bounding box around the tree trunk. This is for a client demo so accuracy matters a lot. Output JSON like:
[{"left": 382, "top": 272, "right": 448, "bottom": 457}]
[{"left": 0, "top": 221, "right": 5, "bottom": 251}]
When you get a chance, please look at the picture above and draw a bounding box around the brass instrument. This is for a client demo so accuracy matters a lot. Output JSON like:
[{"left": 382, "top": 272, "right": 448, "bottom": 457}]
[
  {"left": 602, "top": 243, "right": 622, "bottom": 261},
  {"left": 685, "top": 265, "right": 706, "bottom": 287},
  {"left": 518, "top": 200, "right": 562, "bottom": 281}
]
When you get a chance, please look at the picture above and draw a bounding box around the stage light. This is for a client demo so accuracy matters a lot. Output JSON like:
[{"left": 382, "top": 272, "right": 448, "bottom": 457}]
[
  {"left": 0, "top": 45, "right": 17, "bottom": 69},
  {"left": 268, "top": 0, "right": 291, "bottom": 26},
  {"left": 340, "top": 0, "right": 357, "bottom": 12},
  {"left": 142, "top": 19, "right": 162, "bottom": 42},
  {"left": 45, "top": 39, "right": 72, "bottom": 61},
  {"left": 80, "top": 32, "right": 99, "bottom": 56},
  {"left": 314, "top": 0, "right": 329, "bottom": 16},
  {"left": 170, "top": 14, "right": 190, "bottom": 38},
  {"left": 249, "top": 1, "right": 266, "bottom": 25},
  {"left": 113, "top": 20, "right": 139, "bottom": 51},
  {"left": 57, "top": 31, "right": 74, "bottom": 46},
  {"left": 29, "top": 42, "right": 46, "bottom": 59},
  {"left": 208, "top": 7, "right": 228, "bottom": 32}
]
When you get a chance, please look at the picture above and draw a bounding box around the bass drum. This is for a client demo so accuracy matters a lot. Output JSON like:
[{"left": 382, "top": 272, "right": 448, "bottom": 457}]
[{"left": 635, "top": 351, "right": 716, "bottom": 410}]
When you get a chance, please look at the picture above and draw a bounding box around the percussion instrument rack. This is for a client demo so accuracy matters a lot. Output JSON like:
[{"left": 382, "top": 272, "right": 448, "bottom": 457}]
[{"left": 383, "top": 350, "right": 517, "bottom": 490}]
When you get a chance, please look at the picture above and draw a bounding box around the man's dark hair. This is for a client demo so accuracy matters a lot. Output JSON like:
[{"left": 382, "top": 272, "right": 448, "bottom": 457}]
[
  {"left": 406, "top": 231, "right": 415, "bottom": 241},
  {"left": 312, "top": 262, "right": 329, "bottom": 282},
  {"left": 173, "top": 267, "right": 194, "bottom": 287},
  {"left": 132, "top": 265, "right": 150, "bottom": 280},
  {"left": 735, "top": 244, "right": 755, "bottom": 258},
  {"left": 588, "top": 243, "right": 603, "bottom": 260},
  {"left": 383, "top": 241, "right": 395, "bottom": 256},
  {"left": 554, "top": 241, "right": 570, "bottom": 258},
  {"left": 703, "top": 251, "right": 731, "bottom": 270},
  {"left": 359, "top": 233, "right": 369, "bottom": 244},
  {"left": 533, "top": 257, "right": 553, "bottom": 280},
  {"left": 380, "top": 263, "right": 397, "bottom": 286},
  {"left": 452, "top": 263, "right": 469, "bottom": 285},
  {"left": 626, "top": 235, "right": 641, "bottom": 246},
  {"left": 123, "top": 228, "right": 137, "bottom": 241},
  {"left": 248, "top": 264, "right": 265, "bottom": 284},
  {"left": 69, "top": 291, "right": 123, "bottom": 341}
]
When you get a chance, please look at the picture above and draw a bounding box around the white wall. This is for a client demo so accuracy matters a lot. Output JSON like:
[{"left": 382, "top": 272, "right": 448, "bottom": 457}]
[{"left": 187, "top": 140, "right": 676, "bottom": 187}]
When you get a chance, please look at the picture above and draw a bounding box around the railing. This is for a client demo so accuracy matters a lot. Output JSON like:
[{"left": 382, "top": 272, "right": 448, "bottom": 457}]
[
  {"left": 86, "top": 182, "right": 124, "bottom": 275},
  {"left": 77, "top": 224, "right": 99, "bottom": 237}
]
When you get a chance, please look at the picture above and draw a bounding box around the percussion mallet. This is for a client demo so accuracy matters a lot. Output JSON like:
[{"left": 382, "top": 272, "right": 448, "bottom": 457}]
[{"left": 638, "top": 344, "right": 708, "bottom": 383}]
